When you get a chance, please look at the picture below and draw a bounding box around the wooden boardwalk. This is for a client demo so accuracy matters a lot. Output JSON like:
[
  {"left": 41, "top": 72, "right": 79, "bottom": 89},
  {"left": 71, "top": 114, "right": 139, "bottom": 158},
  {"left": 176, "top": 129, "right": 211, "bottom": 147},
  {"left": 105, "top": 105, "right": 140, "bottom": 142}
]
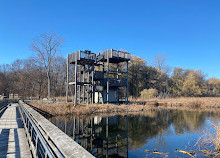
[{"left": 0, "top": 104, "right": 31, "bottom": 158}]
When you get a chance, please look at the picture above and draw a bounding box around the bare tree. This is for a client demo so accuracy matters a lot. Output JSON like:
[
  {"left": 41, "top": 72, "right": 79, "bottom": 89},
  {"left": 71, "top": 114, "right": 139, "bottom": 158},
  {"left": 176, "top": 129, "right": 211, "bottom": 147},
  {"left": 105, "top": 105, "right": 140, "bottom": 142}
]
[
  {"left": 31, "top": 32, "right": 63, "bottom": 98},
  {"left": 152, "top": 54, "right": 170, "bottom": 74}
]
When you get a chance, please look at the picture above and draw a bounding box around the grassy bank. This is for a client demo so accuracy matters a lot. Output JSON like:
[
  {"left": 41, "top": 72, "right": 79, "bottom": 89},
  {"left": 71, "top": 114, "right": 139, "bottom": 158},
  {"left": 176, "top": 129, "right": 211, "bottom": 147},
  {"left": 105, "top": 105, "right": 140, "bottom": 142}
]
[
  {"left": 29, "top": 97, "right": 220, "bottom": 115},
  {"left": 149, "top": 97, "right": 220, "bottom": 109},
  {"left": 29, "top": 101, "right": 157, "bottom": 115}
]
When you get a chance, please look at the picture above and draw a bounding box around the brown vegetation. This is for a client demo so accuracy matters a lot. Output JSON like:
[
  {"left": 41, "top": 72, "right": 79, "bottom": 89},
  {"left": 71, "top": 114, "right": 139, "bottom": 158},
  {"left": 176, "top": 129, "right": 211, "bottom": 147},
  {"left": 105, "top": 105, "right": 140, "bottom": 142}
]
[
  {"left": 132, "top": 97, "right": 220, "bottom": 109},
  {"left": 196, "top": 122, "right": 220, "bottom": 157},
  {"left": 29, "top": 97, "right": 220, "bottom": 115},
  {"left": 29, "top": 100, "right": 159, "bottom": 115}
]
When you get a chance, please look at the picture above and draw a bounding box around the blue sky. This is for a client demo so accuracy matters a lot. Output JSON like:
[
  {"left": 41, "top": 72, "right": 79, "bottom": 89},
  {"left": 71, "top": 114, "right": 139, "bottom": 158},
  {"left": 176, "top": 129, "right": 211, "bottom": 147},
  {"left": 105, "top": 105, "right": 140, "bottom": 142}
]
[{"left": 0, "top": 0, "right": 220, "bottom": 78}]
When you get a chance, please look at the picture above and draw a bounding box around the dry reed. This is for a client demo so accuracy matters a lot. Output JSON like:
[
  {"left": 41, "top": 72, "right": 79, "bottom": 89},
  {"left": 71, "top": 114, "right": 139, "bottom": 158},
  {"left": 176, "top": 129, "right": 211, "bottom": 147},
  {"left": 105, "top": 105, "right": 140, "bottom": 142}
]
[
  {"left": 29, "top": 97, "right": 220, "bottom": 116},
  {"left": 196, "top": 122, "right": 220, "bottom": 157},
  {"left": 144, "top": 97, "right": 220, "bottom": 109},
  {"left": 29, "top": 100, "right": 158, "bottom": 115}
]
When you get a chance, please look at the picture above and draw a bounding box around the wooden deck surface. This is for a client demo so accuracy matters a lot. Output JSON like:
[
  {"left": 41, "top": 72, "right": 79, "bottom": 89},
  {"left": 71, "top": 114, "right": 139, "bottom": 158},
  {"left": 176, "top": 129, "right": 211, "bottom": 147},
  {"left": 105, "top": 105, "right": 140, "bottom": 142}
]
[{"left": 0, "top": 104, "right": 32, "bottom": 158}]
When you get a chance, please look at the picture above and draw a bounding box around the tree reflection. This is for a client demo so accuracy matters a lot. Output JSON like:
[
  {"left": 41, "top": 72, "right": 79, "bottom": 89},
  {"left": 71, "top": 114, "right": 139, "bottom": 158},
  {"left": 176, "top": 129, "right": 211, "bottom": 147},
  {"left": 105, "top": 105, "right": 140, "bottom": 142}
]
[
  {"left": 48, "top": 110, "right": 220, "bottom": 157},
  {"left": 171, "top": 111, "right": 206, "bottom": 134}
]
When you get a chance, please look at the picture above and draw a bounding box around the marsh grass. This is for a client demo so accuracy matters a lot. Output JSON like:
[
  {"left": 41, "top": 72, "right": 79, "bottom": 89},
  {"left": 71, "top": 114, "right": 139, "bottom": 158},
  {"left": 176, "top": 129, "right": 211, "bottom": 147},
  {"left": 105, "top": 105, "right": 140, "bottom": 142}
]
[
  {"left": 29, "top": 97, "right": 220, "bottom": 115},
  {"left": 146, "top": 97, "right": 220, "bottom": 110},
  {"left": 29, "top": 100, "right": 157, "bottom": 115},
  {"left": 196, "top": 122, "right": 220, "bottom": 157}
]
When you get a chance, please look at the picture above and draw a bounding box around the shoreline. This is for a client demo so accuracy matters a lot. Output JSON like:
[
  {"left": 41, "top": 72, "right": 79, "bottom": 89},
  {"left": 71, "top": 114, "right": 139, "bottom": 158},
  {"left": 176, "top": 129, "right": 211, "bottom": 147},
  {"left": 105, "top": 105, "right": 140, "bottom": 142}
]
[{"left": 28, "top": 97, "right": 220, "bottom": 116}]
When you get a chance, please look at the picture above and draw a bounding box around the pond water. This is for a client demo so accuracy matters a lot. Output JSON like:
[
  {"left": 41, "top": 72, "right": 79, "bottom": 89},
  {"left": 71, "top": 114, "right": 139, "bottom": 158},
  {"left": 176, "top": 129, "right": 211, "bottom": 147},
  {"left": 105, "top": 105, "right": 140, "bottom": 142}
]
[{"left": 48, "top": 110, "right": 220, "bottom": 158}]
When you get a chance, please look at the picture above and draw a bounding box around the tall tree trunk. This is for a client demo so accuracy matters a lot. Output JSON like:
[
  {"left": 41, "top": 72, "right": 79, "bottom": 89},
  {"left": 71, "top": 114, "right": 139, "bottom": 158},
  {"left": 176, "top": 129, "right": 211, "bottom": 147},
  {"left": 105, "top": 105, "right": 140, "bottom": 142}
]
[{"left": 48, "top": 73, "right": 51, "bottom": 98}]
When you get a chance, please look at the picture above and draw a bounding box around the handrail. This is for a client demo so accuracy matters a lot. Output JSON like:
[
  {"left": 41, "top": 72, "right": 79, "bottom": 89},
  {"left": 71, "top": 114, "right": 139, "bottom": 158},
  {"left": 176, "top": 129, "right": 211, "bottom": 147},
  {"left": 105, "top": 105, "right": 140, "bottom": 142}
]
[
  {"left": 79, "top": 51, "right": 96, "bottom": 60},
  {"left": 19, "top": 100, "right": 94, "bottom": 158}
]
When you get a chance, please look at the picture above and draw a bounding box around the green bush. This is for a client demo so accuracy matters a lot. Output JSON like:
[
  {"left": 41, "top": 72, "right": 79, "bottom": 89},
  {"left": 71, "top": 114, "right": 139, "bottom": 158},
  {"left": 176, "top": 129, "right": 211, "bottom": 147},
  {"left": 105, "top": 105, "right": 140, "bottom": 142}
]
[{"left": 140, "top": 89, "right": 158, "bottom": 99}]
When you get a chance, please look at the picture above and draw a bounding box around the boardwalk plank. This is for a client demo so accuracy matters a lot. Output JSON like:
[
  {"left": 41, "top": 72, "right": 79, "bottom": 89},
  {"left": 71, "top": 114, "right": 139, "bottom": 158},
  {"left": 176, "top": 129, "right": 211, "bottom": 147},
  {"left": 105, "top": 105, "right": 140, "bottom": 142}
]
[{"left": 0, "top": 104, "right": 32, "bottom": 158}]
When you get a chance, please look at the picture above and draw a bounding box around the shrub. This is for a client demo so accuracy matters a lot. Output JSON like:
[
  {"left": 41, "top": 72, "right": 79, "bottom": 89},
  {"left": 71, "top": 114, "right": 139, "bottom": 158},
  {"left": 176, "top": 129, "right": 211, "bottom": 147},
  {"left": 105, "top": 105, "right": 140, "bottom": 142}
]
[{"left": 140, "top": 89, "right": 158, "bottom": 99}]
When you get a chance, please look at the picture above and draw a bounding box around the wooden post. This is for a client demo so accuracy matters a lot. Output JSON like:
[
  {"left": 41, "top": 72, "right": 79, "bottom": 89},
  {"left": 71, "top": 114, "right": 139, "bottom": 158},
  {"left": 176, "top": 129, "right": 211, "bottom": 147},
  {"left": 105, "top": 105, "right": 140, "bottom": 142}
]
[
  {"left": 126, "top": 115, "right": 129, "bottom": 157},
  {"left": 117, "top": 63, "right": 119, "bottom": 79},
  {"left": 65, "top": 119, "right": 67, "bottom": 134},
  {"left": 90, "top": 118, "right": 93, "bottom": 151},
  {"left": 126, "top": 61, "right": 129, "bottom": 103},
  {"left": 74, "top": 56, "right": 78, "bottom": 106},
  {"left": 66, "top": 55, "right": 69, "bottom": 103},
  {"left": 73, "top": 117, "right": 75, "bottom": 140},
  {"left": 106, "top": 117, "right": 109, "bottom": 158},
  {"left": 87, "top": 67, "right": 90, "bottom": 104},
  {"left": 79, "top": 65, "right": 81, "bottom": 104},
  {"left": 117, "top": 63, "right": 119, "bottom": 103},
  {"left": 92, "top": 64, "right": 94, "bottom": 104},
  {"left": 83, "top": 65, "right": 85, "bottom": 103},
  {"left": 102, "top": 57, "right": 105, "bottom": 104},
  {"left": 107, "top": 50, "right": 109, "bottom": 104}
]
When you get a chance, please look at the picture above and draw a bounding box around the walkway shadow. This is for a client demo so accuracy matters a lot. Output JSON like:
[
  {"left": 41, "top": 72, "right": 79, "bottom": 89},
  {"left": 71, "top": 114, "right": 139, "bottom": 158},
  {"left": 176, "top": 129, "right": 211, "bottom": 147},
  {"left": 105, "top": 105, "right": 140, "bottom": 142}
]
[
  {"left": 16, "top": 107, "right": 23, "bottom": 128},
  {"left": 0, "top": 107, "right": 8, "bottom": 118},
  {"left": 0, "top": 129, "right": 10, "bottom": 157},
  {"left": 14, "top": 129, "right": 21, "bottom": 158}
]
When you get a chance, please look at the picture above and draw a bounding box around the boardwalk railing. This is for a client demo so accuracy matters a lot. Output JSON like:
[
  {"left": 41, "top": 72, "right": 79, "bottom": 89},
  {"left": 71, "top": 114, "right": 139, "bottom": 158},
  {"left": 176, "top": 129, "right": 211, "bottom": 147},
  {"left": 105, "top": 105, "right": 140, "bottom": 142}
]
[{"left": 19, "top": 100, "right": 94, "bottom": 158}]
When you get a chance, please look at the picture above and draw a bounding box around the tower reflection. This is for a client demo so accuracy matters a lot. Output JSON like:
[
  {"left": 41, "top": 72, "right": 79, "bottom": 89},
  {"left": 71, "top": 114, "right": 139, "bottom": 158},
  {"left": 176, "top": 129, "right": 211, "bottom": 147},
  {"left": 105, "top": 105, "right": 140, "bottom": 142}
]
[{"left": 49, "top": 110, "right": 220, "bottom": 157}]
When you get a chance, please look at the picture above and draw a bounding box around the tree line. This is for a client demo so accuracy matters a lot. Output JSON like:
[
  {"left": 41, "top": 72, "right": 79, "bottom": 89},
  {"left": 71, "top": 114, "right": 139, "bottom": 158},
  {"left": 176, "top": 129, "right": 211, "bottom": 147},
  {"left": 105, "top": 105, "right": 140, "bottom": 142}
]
[
  {"left": 129, "top": 56, "right": 220, "bottom": 98},
  {"left": 0, "top": 57, "right": 66, "bottom": 98},
  {"left": 0, "top": 33, "right": 220, "bottom": 98}
]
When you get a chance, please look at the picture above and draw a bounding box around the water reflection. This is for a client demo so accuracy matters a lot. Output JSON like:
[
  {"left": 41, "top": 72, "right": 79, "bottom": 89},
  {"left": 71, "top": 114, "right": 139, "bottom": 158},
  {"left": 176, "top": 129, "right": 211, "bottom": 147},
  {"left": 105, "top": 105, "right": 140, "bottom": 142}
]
[{"left": 49, "top": 110, "right": 220, "bottom": 158}]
